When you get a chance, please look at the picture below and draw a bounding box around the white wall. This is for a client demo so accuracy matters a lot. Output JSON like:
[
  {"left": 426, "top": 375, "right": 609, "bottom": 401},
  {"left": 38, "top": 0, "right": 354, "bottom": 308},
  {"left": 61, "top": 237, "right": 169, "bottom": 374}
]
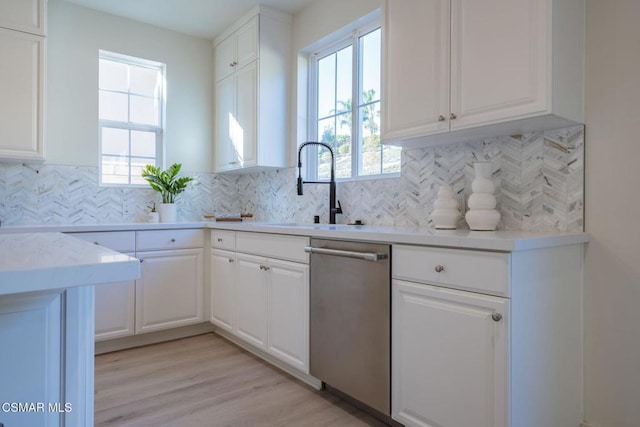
[
  {"left": 289, "top": 0, "right": 381, "bottom": 164},
  {"left": 584, "top": 1, "right": 640, "bottom": 426},
  {"left": 46, "top": 0, "right": 214, "bottom": 172}
]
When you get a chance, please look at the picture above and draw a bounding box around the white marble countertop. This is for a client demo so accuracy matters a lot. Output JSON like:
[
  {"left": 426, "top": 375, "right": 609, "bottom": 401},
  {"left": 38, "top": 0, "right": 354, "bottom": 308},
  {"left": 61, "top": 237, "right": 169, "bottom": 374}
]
[
  {"left": 209, "top": 222, "right": 589, "bottom": 251},
  {"left": 0, "top": 233, "right": 141, "bottom": 296},
  {"left": 0, "top": 221, "right": 589, "bottom": 251}
]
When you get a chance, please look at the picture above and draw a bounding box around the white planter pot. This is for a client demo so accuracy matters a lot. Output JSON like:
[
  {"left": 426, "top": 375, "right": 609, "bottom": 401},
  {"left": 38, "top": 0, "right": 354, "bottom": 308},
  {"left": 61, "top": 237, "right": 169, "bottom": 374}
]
[{"left": 158, "top": 203, "right": 177, "bottom": 223}]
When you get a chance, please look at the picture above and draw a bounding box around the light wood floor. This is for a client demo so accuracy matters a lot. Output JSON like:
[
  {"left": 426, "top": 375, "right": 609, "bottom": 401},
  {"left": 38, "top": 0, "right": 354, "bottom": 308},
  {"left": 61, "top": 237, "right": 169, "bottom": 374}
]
[{"left": 95, "top": 333, "right": 389, "bottom": 427}]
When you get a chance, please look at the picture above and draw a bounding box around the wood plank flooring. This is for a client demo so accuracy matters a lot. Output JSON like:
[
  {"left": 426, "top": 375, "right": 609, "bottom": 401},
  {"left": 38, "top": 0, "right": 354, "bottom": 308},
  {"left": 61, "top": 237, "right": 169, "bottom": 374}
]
[{"left": 95, "top": 333, "right": 389, "bottom": 427}]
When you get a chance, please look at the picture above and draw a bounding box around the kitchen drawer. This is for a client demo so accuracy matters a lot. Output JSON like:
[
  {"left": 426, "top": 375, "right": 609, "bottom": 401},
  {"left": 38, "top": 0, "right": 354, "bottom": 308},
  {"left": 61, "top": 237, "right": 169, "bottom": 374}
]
[
  {"left": 392, "top": 245, "right": 510, "bottom": 296},
  {"left": 136, "top": 229, "right": 204, "bottom": 251},
  {"left": 70, "top": 231, "right": 136, "bottom": 253},
  {"left": 211, "top": 229, "right": 236, "bottom": 251},
  {"left": 236, "top": 232, "right": 309, "bottom": 263}
]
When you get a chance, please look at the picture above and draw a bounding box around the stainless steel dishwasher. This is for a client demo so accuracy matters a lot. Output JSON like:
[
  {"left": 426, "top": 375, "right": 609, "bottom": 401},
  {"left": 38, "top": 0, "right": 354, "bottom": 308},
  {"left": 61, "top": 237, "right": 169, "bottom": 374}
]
[{"left": 306, "top": 238, "right": 391, "bottom": 416}]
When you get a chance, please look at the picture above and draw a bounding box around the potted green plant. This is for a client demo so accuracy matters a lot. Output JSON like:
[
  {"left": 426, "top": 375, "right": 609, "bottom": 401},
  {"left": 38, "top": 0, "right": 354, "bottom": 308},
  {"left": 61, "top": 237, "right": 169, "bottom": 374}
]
[{"left": 141, "top": 163, "right": 194, "bottom": 222}]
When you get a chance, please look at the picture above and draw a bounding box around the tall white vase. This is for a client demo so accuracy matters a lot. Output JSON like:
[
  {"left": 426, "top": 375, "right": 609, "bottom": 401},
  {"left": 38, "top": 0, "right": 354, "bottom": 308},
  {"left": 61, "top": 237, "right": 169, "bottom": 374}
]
[
  {"left": 158, "top": 203, "right": 177, "bottom": 223},
  {"left": 465, "top": 162, "right": 500, "bottom": 231},
  {"left": 431, "top": 185, "right": 461, "bottom": 229}
]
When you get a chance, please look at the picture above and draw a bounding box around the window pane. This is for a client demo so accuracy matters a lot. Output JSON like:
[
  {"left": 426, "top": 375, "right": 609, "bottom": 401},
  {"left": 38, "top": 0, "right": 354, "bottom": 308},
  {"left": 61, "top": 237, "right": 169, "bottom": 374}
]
[
  {"left": 101, "top": 156, "right": 130, "bottom": 184},
  {"left": 335, "top": 46, "right": 352, "bottom": 114},
  {"left": 102, "top": 127, "right": 129, "bottom": 156},
  {"left": 99, "top": 59, "right": 128, "bottom": 92},
  {"left": 130, "top": 95, "right": 158, "bottom": 126},
  {"left": 335, "top": 112, "right": 352, "bottom": 179},
  {"left": 131, "top": 157, "right": 153, "bottom": 185},
  {"left": 130, "top": 65, "right": 160, "bottom": 97},
  {"left": 317, "top": 53, "right": 336, "bottom": 119},
  {"left": 359, "top": 102, "right": 382, "bottom": 176},
  {"left": 317, "top": 117, "right": 335, "bottom": 180},
  {"left": 99, "top": 90, "right": 128, "bottom": 122},
  {"left": 131, "top": 130, "right": 156, "bottom": 157},
  {"left": 359, "top": 28, "right": 381, "bottom": 105}
]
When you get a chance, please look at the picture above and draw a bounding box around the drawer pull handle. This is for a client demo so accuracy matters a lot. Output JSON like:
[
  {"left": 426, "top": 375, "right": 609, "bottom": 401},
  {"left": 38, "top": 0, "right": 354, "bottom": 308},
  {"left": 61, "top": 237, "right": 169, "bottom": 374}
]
[
  {"left": 492, "top": 313, "right": 502, "bottom": 322},
  {"left": 217, "top": 238, "right": 223, "bottom": 242},
  {"left": 434, "top": 265, "right": 445, "bottom": 273},
  {"left": 170, "top": 238, "right": 176, "bottom": 243}
]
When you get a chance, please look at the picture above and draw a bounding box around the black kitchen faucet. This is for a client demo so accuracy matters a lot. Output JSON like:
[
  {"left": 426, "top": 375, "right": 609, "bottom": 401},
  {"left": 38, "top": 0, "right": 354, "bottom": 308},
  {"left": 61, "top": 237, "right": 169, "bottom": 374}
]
[{"left": 296, "top": 142, "right": 343, "bottom": 224}]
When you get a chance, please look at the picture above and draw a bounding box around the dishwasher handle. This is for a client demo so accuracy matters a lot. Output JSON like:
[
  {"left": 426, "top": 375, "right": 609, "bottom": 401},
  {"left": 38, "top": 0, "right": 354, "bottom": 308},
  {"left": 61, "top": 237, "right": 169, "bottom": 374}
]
[{"left": 304, "top": 246, "right": 388, "bottom": 262}]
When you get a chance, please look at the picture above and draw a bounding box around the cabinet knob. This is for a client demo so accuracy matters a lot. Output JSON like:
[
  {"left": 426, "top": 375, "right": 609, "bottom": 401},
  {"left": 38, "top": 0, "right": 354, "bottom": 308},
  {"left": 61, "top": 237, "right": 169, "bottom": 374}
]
[
  {"left": 170, "top": 238, "right": 176, "bottom": 243},
  {"left": 230, "top": 62, "right": 235, "bottom": 67},
  {"left": 438, "top": 115, "right": 446, "bottom": 122},
  {"left": 139, "top": 259, "right": 144, "bottom": 263},
  {"left": 450, "top": 113, "right": 457, "bottom": 120},
  {"left": 492, "top": 313, "right": 503, "bottom": 322},
  {"left": 228, "top": 258, "right": 234, "bottom": 263},
  {"left": 434, "top": 265, "right": 445, "bottom": 273},
  {"left": 93, "top": 241, "right": 99, "bottom": 245},
  {"left": 217, "top": 238, "right": 223, "bottom": 242}
]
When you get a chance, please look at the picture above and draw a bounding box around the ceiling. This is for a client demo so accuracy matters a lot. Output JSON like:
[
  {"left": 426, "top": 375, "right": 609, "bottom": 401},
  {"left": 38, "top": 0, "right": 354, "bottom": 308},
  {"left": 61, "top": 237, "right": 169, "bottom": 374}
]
[{"left": 64, "top": 0, "right": 314, "bottom": 40}]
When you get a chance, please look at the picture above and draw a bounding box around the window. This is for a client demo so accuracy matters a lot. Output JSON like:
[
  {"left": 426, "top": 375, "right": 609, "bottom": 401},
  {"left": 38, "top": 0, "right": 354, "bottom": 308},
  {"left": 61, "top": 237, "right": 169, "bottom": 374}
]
[
  {"left": 308, "top": 24, "right": 401, "bottom": 180},
  {"left": 99, "top": 51, "right": 165, "bottom": 185}
]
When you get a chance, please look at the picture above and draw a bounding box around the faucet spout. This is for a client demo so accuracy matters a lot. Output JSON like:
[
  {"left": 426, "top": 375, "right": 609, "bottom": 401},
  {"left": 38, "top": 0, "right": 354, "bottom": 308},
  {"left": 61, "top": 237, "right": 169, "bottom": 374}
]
[{"left": 297, "top": 142, "right": 342, "bottom": 224}]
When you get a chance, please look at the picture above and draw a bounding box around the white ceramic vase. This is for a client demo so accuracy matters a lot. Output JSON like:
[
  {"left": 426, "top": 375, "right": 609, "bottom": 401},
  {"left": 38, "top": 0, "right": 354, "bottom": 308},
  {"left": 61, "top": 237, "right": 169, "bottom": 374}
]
[
  {"left": 465, "top": 162, "right": 500, "bottom": 231},
  {"left": 431, "top": 185, "right": 461, "bottom": 229},
  {"left": 158, "top": 203, "right": 177, "bottom": 223}
]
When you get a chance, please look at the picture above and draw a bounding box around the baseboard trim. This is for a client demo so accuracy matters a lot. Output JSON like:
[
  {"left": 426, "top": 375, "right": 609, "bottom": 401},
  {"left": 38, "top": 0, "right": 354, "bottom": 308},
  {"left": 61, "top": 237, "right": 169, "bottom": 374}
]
[
  {"left": 214, "top": 328, "right": 322, "bottom": 390},
  {"left": 582, "top": 423, "right": 597, "bottom": 427},
  {"left": 95, "top": 322, "right": 215, "bottom": 354}
]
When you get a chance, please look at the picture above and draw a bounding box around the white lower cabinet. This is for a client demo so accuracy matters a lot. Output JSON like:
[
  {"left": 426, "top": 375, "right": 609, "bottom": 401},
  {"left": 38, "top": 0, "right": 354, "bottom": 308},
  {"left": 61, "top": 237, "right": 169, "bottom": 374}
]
[
  {"left": 210, "top": 230, "right": 310, "bottom": 373},
  {"left": 392, "top": 279, "right": 508, "bottom": 427},
  {"left": 266, "top": 258, "right": 309, "bottom": 372},
  {"left": 94, "top": 253, "right": 136, "bottom": 341},
  {"left": 392, "top": 243, "right": 584, "bottom": 427},
  {"left": 210, "top": 249, "right": 236, "bottom": 333},
  {"left": 136, "top": 248, "right": 204, "bottom": 334},
  {"left": 235, "top": 252, "right": 268, "bottom": 349}
]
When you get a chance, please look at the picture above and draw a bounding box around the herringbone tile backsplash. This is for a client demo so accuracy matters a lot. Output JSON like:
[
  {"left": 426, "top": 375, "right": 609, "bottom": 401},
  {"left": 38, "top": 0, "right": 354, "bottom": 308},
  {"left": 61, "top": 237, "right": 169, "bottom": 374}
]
[{"left": 0, "top": 125, "right": 583, "bottom": 231}]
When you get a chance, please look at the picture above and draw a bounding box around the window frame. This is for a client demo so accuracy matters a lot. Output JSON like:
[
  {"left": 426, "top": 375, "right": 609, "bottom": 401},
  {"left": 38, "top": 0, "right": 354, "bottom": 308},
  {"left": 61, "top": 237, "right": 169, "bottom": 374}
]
[
  {"left": 306, "top": 19, "right": 398, "bottom": 182},
  {"left": 98, "top": 50, "right": 166, "bottom": 187}
]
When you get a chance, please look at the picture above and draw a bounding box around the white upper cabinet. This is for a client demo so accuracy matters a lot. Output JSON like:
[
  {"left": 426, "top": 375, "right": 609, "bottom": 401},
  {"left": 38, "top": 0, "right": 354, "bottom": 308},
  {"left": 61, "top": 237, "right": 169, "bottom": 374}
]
[
  {"left": 0, "top": 0, "right": 46, "bottom": 162},
  {"left": 214, "top": 16, "right": 258, "bottom": 83},
  {"left": 0, "top": 0, "right": 46, "bottom": 35},
  {"left": 382, "top": 0, "right": 450, "bottom": 141},
  {"left": 213, "top": 7, "right": 291, "bottom": 173},
  {"left": 382, "top": 0, "right": 585, "bottom": 148}
]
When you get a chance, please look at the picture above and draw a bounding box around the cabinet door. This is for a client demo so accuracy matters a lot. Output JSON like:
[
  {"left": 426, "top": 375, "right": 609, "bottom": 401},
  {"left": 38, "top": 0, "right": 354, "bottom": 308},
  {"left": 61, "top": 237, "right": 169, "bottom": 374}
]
[
  {"left": 235, "top": 16, "right": 258, "bottom": 69},
  {"left": 0, "top": 0, "right": 45, "bottom": 35},
  {"left": 382, "top": 0, "right": 450, "bottom": 142},
  {"left": 210, "top": 249, "right": 236, "bottom": 333},
  {"left": 450, "top": 0, "right": 548, "bottom": 129},
  {"left": 215, "top": 74, "right": 235, "bottom": 172},
  {"left": 95, "top": 252, "right": 136, "bottom": 341},
  {"left": 135, "top": 248, "right": 204, "bottom": 334},
  {"left": 215, "top": 34, "right": 236, "bottom": 82},
  {"left": 235, "top": 60, "right": 258, "bottom": 168},
  {"left": 392, "top": 279, "right": 508, "bottom": 427},
  {"left": 267, "top": 259, "right": 309, "bottom": 373},
  {"left": 0, "top": 28, "right": 44, "bottom": 161},
  {"left": 235, "top": 253, "right": 268, "bottom": 350}
]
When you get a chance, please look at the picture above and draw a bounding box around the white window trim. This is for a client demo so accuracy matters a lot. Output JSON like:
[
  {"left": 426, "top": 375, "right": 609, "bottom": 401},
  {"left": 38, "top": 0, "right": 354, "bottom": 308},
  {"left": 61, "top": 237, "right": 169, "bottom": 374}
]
[
  {"left": 306, "top": 18, "right": 399, "bottom": 182},
  {"left": 98, "top": 50, "right": 166, "bottom": 187}
]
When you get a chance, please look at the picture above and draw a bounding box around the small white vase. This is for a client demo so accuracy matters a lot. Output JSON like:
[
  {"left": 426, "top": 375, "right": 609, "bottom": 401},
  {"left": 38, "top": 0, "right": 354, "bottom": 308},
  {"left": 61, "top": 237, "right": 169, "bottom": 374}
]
[
  {"left": 158, "top": 203, "right": 177, "bottom": 223},
  {"left": 465, "top": 162, "right": 500, "bottom": 231},
  {"left": 431, "top": 185, "right": 461, "bottom": 229}
]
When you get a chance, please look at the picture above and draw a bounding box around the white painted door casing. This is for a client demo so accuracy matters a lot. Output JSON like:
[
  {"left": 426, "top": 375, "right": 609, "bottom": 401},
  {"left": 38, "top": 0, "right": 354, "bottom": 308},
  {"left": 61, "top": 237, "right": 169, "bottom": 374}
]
[
  {"left": 392, "top": 279, "right": 509, "bottom": 427},
  {"left": 135, "top": 248, "right": 204, "bottom": 334}
]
